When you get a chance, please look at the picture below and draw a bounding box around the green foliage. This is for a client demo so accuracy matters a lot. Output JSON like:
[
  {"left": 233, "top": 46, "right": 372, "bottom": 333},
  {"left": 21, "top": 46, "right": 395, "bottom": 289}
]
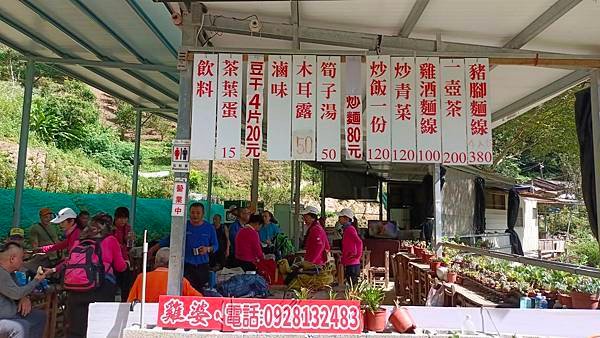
[
  {"left": 30, "top": 80, "right": 98, "bottom": 149},
  {"left": 0, "top": 47, "right": 64, "bottom": 83},
  {"left": 0, "top": 81, "right": 25, "bottom": 140},
  {"left": 0, "top": 152, "right": 15, "bottom": 188},
  {"left": 565, "top": 227, "right": 600, "bottom": 268},
  {"left": 492, "top": 86, "right": 583, "bottom": 184},
  {"left": 79, "top": 124, "right": 135, "bottom": 174},
  {"left": 113, "top": 99, "right": 136, "bottom": 140},
  {"left": 361, "top": 284, "right": 385, "bottom": 312},
  {"left": 138, "top": 176, "right": 173, "bottom": 199}
]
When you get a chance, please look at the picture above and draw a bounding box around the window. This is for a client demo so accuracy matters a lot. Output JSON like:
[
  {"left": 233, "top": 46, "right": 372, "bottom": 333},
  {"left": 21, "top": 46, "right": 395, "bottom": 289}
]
[{"left": 485, "top": 190, "right": 507, "bottom": 210}]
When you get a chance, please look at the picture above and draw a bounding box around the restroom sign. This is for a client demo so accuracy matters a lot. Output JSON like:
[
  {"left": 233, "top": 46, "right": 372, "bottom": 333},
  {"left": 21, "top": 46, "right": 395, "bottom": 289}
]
[{"left": 172, "top": 139, "right": 191, "bottom": 172}]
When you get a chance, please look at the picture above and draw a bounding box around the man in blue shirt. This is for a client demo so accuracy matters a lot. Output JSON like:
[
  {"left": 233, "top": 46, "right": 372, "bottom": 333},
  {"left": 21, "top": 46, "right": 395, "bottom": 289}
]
[
  {"left": 227, "top": 207, "right": 250, "bottom": 267},
  {"left": 182, "top": 203, "right": 218, "bottom": 291}
]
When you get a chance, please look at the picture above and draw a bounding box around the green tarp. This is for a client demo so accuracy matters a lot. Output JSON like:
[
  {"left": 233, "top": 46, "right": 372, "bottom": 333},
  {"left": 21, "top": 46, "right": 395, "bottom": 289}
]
[{"left": 0, "top": 188, "right": 224, "bottom": 241}]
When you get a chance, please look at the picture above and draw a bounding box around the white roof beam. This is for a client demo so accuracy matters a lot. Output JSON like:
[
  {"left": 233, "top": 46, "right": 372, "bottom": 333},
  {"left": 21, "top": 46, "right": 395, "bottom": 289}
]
[
  {"left": 201, "top": 14, "right": 575, "bottom": 56},
  {"left": 491, "top": 70, "right": 588, "bottom": 127},
  {"left": 399, "top": 0, "right": 430, "bottom": 38},
  {"left": 504, "top": 0, "right": 582, "bottom": 49}
]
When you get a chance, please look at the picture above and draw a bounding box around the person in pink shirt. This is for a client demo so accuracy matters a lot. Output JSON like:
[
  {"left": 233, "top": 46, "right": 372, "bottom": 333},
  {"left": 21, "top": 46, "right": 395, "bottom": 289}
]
[
  {"left": 37, "top": 208, "right": 81, "bottom": 255},
  {"left": 301, "top": 206, "right": 330, "bottom": 266},
  {"left": 112, "top": 207, "right": 134, "bottom": 302},
  {"left": 235, "top": 214, "right": 264, "bottom": 272},
  {"left": 337, "top": 208, "right": 363, "bottom": 285},
  {"left": 64, "top": 213, "right": 127, "bottom": 338}
]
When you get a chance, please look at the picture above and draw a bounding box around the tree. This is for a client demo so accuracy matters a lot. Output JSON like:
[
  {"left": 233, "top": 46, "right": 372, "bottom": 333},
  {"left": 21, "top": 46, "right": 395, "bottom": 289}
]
[
  {"left": 113, "top": 99, "right": 136, "bottom": 140},
  {"left": 492, "top": 86, "right": 583, "bottom": 186}
]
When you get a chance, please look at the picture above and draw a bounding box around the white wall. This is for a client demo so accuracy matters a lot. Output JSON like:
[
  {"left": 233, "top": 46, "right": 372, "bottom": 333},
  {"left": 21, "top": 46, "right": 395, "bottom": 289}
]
[
  {"left": 441, "top": 168, "right": 475, "bottom": 237},
  {"left": 521, "top": 197, "right": 539, "bottom": 252}
]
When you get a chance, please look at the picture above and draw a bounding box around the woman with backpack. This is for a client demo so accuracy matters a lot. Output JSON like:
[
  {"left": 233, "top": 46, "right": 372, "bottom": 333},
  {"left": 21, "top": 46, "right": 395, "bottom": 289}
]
[{"left": 62, "top": 213, "right": 127, "bottom": 338}]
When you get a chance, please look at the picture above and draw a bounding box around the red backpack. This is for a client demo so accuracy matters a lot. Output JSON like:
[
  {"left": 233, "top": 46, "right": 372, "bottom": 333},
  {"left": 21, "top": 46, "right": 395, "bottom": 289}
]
[{"left": 62, "top": 237, "right": 105, "bottom": 292}]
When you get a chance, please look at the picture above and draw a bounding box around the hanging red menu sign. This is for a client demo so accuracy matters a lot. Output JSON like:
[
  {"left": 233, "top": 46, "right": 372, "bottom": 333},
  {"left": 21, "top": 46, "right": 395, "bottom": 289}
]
[
  {"left": 344, "top": 56, "right": 363, "bottom": 161},
  {"left": 190, "top": 54, "right": 218, "bottom": 160},
  {"left": 157, "top": 296, "right": 362, "bottom": 334},
  {"left": 441, "top": 59, "right": 468, "bottom": 165},
  {"left": 245, "top": 55, "right": 265, "bottom": 159},
  {"left": 466, "top": 58, "right": 492, "bottom": 164},
  {"left": 316, "top": 56, "right": 341, "bottom": 162},
  {"left": 416, "top": 57, "right": 441, "bottom": 163},
  {"left": 366, "top": 55, "right": 391, "bottom": 162},
  {"left": 215, "top": 54, "right": 242, "bottom": 160},
  {"left": 391, "top": 57, "right": 417, "bottom": 163},
  {"left": 292, "top": 55, "right": 317, "bottom": 160}
]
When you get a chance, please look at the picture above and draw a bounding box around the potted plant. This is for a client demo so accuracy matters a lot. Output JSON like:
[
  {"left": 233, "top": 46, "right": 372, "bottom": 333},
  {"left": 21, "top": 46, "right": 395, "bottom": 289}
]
[
  {"left": 430, "top": 256, "right": 444, "bottom": 272},
  {"left": 293, "top": 287, "right": 312, "bottom": 300},
  {"left": 421, "top": 249, "right": 435, "bottom": 264},
  {"left": 389, "top": 300, "right": 416, "bottom": 333},
  {"left": 345, "top": 280, "right": 367, "bottom": 331},
  {"left": 413, "top": 241, "right": 426, "bottom": 257},
  {"left": 446, "top": 266, "right": 458, "bottom": 284},
  {"left": 554, "top": 275, "right": 576, "bottom": 308},
  {"left": 362, "top": 284, "right": 386, "bottom": 332},
  {"left": 570, "top": 276, "right": 600, "bottom": 309}
]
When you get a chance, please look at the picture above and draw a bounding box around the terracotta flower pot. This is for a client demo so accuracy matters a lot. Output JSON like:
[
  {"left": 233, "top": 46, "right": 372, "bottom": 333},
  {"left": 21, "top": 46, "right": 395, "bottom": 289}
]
[
  {"left": 414, "top": 247, "right": 424, "bottom": 257},
  {"left": 366, "top": 309, "right": 387, "bottom": 332},
  {"left": 570, "top": 291, "right": 599, "bottom": 309},
  {"left": 421, "top": 253, "right": 434, "bottom": 264},
  {"left": 430, "top": 261, "right": 442, "bottom": 272},
  {"left": 558, "top": 293, "right": 572, "bottom": 308},
  {"left": 446, "top": 272, "right": 458, "bottom": 284},
  {"left": 407, "top": 246, "right": 415, "bottom": 255},
  {"left": 389, "top": 307, "right": 416, "bottom": 333}
]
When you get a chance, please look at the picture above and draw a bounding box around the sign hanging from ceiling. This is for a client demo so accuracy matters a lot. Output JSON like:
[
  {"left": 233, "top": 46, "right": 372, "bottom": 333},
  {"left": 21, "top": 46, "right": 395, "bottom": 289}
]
[{"left": 190, "top": 54, "right": 492, "bottom": 165}]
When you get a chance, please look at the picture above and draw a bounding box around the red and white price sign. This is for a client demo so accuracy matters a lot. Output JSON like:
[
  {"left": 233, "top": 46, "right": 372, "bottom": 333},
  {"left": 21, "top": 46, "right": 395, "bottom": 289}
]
[
  {"left": 292, "top": 55, "right": 317, "bottom": 160},
  {"left": 245, "top": 55, "right": 265, "bottom": 159},
  {"left": 157, "top": 296, "right": 363, "bottom": 334},
  {"left": 366, "top": 55, "right": 392, "bottom": 162},
  {"left": 316, "top": 56, "right": 341, "bottom": 162},
  {"left": 344, "top": 56, "right": 363, "bottom": 160},
  {"left": 416, "top": 57, "right": 441, "bottom": 163},
  {"left": 391, "top": 57, "right": 417, "bottom": 163},
  {"left": 171, "top": 179, "right": 187, "bottom": 217},
  {"left": 267, "top": 55, "right": 293, "bottom": 160},
  {"left": 215, "top": 54, "right": 242, "bottom": 160},
  {"left": 466, "top": 58, "right": 492, "bottom": 164},
  {"left": 190, "top": 54, "right": 218, "bottom": 160},
  {"left": 441, "top": 59, "right": 468, "bottom": 165}
]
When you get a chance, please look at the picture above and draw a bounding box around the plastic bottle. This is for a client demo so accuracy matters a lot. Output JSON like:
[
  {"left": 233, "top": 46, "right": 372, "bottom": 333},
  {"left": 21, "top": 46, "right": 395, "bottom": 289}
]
[
  {"left": 461, "top": 315, "right": 477, "bottom": 335},
  {"left": 540, "top": 296, "right": 548, "bottom": 309},
  {"left": 534, "top": 293, "right": 543, "bottom": 309}
]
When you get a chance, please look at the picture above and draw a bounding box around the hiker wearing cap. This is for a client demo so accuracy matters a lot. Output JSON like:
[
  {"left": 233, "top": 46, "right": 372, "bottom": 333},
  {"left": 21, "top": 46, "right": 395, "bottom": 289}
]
[
  {"left": 29, "top": 208, "right": 60, "bottom": 264},
  {"left": 7, "top": 228, "right": 25, "bottom": 245},
  {"left": 301, "top": 206, "right": 330, "bottom": 266},
  {"left": 36, "top": 208, "right": 80, "bottom": 256},
  {"left": 338, "top": 208, "right": 363, "bottom": 285}
]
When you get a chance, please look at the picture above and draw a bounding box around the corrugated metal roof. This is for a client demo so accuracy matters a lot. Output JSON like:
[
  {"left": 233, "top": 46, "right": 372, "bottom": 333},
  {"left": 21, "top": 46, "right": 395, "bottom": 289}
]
[
  {"left": 1, "top": 0, "right": 597, "bottom": 125},
  {"left": 0, "top": 0, "right": 180, "bottom": 119}
]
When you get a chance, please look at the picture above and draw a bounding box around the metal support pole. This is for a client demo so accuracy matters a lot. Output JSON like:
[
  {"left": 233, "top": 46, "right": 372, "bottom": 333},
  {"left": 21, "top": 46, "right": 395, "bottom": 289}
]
[
  {"left": 167, "top": 12, "right": 194, "bottom": 293},
  {"left": 433, "top": 164, "right": 443, "bottom": 255},
  {"left": 12, "top": 59, "right": 35, "bottom": 228},
  {"left": 289, "top": 162, "right": 295, "bottom": 242},
  {"left": 320, "top": 167, "right": 326, "bottom": 217},
  {"left": 378, "top": 180, "right": 384, "bottom": 220},
  {"left": 130, "top": 110, "right": 142, "bottom": 230},
  {"left": 294, "top": 161, "right": 302, "bottom": 247},
  {"left": 250, "top": 159, "right": 259, "bottom": 211},
  {"left": 207, "top": 160, "right": 213, "bottom": 219},
  {"left": 590, "top": 69, "right": 600, "bottom": 245},
  {"left": 291, "top": 0, "right": 301, "bottom": 246}
]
